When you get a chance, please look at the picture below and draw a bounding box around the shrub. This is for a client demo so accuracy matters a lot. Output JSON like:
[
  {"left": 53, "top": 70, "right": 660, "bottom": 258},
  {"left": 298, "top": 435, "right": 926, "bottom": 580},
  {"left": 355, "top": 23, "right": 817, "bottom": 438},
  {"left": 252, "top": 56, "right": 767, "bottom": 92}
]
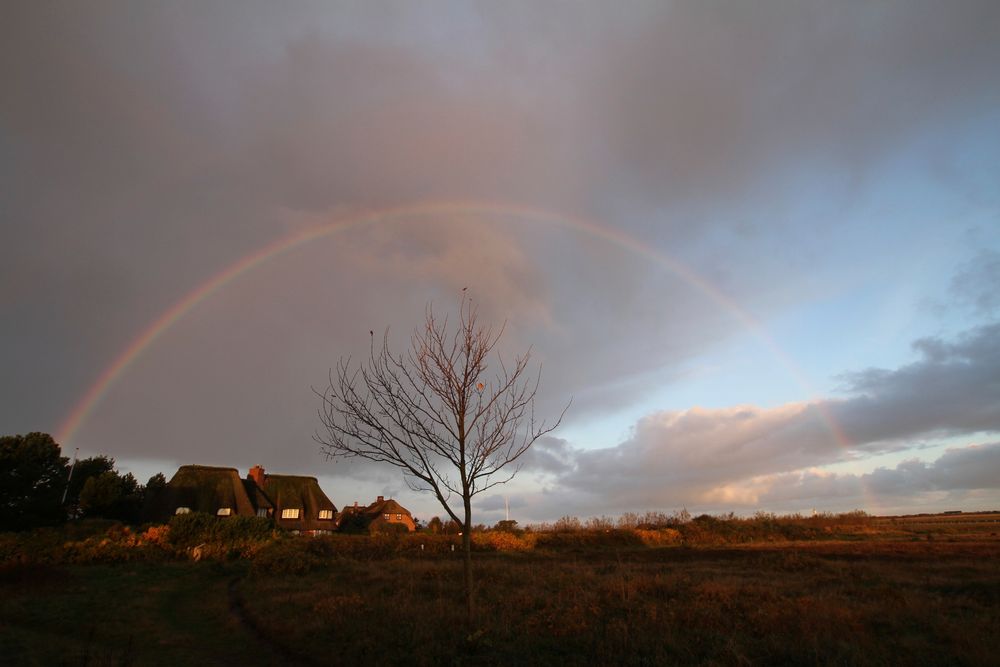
[
  {"left": 552, "top": 516, "right": 582, "bottom": 532},
  {"left": 167, "top": 512, "right": 217, "bottom": 548},
  {"left": 493, "top": 519, "right": 520, "bottom": 533},
  {"left": 636, "top": 528, "right": 682, "bottom": 546},
  {"left": 216, "top": 515, "right": 275, "bottom": 542},
  {"left": 584, "top": 516, "right": 616, "bottom": 531},
  {"left": 370, "top": 521, "right": 410, "bottom": 535},
  {"left": 156, "top": 512, "right": 276, "bottom": 561},
  {"left": 251, "top": 538, "right": 329, "bottom": 576},
  {"left": 167, "top": 512, "right": 274, "bottom": 554},
  {"left": 534, "top": 529, "right": 643, "bottom": 549},
  {"left": 472, "top": 531, "right": 535, "bottom": 552},
  {"left": 0, "top": 531, "right": 27, "bottom": 564}
]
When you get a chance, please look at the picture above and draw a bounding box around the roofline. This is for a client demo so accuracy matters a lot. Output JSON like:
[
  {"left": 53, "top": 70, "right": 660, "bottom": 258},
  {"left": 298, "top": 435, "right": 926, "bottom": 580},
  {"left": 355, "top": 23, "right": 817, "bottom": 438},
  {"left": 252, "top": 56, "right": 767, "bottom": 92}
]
[
  {"left": 261, "top": 473, "right": 320, "bottom": 482},
  {"left": 175, "top": 465, "right": 323, "bottom": 481},
  {"left": 176, "top": 464, "right": 241, "bottom": 473}
]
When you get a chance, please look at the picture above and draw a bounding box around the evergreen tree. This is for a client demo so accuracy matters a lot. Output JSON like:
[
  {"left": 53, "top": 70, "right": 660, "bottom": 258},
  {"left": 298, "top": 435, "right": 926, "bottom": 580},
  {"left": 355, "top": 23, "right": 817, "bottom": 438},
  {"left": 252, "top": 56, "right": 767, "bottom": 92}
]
[{"left": 0, "top": 433, "right": 68, "bottom": 531}]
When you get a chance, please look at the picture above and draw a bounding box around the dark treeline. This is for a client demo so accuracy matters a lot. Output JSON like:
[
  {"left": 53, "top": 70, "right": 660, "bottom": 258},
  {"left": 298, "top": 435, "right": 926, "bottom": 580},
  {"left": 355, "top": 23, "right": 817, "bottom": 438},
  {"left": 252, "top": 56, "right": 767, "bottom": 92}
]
[
  {"left": 2, "top": 432, "right": 873, "bottom": 545},
  {"left": 0, "top": 432, "right": 165, "bottom": 531}
]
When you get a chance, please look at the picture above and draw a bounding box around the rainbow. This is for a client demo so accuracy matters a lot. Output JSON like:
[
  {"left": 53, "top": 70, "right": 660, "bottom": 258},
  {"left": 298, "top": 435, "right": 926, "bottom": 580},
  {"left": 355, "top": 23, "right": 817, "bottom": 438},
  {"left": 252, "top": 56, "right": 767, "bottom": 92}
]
[{"left": 56, "top": 200, "right": 853, "bottom": 458}]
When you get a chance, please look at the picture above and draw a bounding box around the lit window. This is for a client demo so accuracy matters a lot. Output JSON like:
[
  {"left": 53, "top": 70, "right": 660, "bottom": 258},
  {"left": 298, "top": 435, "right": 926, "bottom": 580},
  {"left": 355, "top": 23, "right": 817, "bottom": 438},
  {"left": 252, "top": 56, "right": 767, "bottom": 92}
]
[
  {"left": 281, "top": 508, "right": 300, "bottom": 519},
  {"left": 256, "top": 508, "right": 269, "bottom": 518},
  {"left": 318, "top": 510, "right": 334, "bottom": 520},
  {"left": 175, "top": 507, "right": 191, "bottom": 515},
  {"left": 396, "top": 514, "right": 402, "bottom": 520},
  {"left": 384, "top": 513, "right": 390, "bottom": 520},
  {"left": 217, "top": 508, "right": 232, "bottom": 517}
]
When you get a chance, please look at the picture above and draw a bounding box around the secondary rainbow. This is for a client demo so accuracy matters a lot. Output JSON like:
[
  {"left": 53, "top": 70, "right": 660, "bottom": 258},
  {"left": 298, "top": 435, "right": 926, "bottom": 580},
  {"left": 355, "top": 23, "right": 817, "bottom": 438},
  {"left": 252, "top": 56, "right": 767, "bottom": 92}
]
[{"left": 56, "top": 200, "right": 853, "bottom": 457}]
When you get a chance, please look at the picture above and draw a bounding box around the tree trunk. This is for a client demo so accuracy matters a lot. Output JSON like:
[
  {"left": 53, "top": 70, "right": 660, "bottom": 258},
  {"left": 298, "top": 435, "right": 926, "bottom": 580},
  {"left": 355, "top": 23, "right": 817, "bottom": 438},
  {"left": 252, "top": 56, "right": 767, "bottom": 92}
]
[{"left": 463, "top": 503, "right": 474, "bottom": 623}]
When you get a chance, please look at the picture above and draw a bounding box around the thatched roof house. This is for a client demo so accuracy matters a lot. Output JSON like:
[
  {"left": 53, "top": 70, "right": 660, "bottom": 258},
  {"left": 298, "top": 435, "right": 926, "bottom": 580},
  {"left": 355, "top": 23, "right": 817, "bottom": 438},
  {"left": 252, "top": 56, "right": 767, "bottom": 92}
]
[
  {"left": 337, "top": 495, "right": 416, "bottom": 533},
  {"left": 149, "top": 464, "right": 337, "bottom": 534},
  {"left": 150, "top": 465, "right": 258, "bottom": 519},
  {"left": 247, "top": 465, "right": 337, "bottom": 533}
]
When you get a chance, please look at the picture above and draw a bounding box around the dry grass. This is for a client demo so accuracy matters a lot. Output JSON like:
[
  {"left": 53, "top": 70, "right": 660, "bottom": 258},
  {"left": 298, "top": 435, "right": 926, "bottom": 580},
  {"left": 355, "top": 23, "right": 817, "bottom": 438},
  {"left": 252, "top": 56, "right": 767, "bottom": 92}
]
[
  {"left": 0, "top": 562, "right": 288, "bottom": 666},
  {"left": 2, "top": 514, "right": 998, "bottom": 665},
  {"left": 238, "top": 538, "right": 1000, "bottom": 666}
]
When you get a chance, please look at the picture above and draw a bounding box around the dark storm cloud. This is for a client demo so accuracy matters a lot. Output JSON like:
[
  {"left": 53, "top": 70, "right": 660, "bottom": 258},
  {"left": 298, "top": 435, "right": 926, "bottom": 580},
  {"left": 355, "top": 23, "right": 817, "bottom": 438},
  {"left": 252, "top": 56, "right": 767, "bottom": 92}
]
[
  {"left": 591, "top": 1, "right": 1000, "bottom": 222},
  {"left": 2, "top": 1, "right": 998, "bottom": 487},
  {"left": 834, "top": 323, "right": 1000, "bottom": 442},
  {"left": 56, "top": 218, "right": 566, "bottom": 473},
  {"left": 1, "top": 2, "right": 285, "bottom": 429},
  {"left": 548, "top": 323, "right": 1000, "bottom": 510}
]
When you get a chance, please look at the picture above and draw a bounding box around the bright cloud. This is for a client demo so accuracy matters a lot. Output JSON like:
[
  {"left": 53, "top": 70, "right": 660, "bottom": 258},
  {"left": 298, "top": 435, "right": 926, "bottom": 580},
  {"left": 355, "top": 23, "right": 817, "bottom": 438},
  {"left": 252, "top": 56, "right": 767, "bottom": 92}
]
[{"left": 535, "top": 323, "right": 1000, "bottom": 514}]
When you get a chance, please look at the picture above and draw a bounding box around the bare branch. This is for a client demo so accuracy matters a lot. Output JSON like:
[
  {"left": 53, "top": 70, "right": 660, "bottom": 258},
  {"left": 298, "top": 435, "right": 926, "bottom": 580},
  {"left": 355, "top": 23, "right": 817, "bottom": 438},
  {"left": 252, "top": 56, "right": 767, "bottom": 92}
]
[
  {"left": 315, "top": 294, "right": 569, "bottom": 620},
  {"left": 316, "top": 295, "right": 568, "bottom": 522}
]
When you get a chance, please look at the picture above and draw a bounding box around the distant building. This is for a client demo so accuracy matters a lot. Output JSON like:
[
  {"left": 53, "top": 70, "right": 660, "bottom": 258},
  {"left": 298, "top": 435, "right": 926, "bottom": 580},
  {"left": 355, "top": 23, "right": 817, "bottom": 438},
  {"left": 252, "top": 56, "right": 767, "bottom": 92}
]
[
  {"left": 149, "top": 464, "right": 338, "bottom": 535},
  {"left": 147, "top": 465, "right": 256, "bottom": 520},
  {"left": 337, "top": 495, "right": 416, "bottom": 533},
  {"left": 246, "top": 465, "right": 338, "bottom": 534}
]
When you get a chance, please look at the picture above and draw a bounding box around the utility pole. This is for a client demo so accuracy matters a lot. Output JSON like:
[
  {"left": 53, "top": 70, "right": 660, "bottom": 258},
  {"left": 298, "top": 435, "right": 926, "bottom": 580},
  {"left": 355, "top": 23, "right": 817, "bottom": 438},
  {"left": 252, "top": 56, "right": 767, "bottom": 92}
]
[{"left": 61, "top": 447, "right": 79, "bottom": 506}]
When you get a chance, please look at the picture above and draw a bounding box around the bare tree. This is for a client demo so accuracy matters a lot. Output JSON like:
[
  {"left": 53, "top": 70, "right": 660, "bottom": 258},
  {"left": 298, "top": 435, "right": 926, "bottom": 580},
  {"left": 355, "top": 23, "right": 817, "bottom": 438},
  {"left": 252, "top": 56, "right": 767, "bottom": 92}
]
[{"left": 315, "top": 296, "right": 567, "bottom": 620}]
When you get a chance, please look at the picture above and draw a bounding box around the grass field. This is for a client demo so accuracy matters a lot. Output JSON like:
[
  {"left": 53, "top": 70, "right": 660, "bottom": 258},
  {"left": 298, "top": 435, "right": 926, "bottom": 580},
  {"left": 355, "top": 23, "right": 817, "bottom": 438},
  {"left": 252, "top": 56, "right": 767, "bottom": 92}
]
[
  {"left": 2, "top": 517, "right": 998, "bottom": 665},
  {"left": 0, "top": 561, "right": 290, "bottom": 666}
]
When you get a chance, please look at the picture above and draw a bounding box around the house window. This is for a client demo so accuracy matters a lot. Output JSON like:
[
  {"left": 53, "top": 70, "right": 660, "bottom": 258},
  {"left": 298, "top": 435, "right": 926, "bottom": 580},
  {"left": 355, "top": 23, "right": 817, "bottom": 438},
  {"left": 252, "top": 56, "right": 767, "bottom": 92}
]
[
  {"left": 318, "top": 510, "right": 334, "bottom": 520},
  {"left": 383, "top": 513, "right": 390, "bottom": 520},
  {"left": 281, "top": 508, "right": 301, "bottom": 519},
  {"left": 217, "top": 508, "right": 232, "bottom": 517},
  {"left": 256, "top": 508, "right": 269, "bottom": 518},
  {"left": 175, "top": 507, "right": 191, "bottom": 515},
  {"left": 396, "top": 513, "right": 402, "bottom": 520}
]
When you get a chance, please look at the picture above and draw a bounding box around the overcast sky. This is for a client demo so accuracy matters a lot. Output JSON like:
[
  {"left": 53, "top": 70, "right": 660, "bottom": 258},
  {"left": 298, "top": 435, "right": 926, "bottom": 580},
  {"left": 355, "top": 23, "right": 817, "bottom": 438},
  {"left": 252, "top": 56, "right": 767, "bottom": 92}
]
[{"left": 3, "top": 1, "right": 999, "bottom": 523}]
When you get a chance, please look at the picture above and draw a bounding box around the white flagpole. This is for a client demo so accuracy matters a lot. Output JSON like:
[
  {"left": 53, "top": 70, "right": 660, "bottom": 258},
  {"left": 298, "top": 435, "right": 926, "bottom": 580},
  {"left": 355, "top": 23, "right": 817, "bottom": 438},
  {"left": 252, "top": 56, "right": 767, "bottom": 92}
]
[{"left": 61, "top": 447, "right": 79, "bottom": 506}]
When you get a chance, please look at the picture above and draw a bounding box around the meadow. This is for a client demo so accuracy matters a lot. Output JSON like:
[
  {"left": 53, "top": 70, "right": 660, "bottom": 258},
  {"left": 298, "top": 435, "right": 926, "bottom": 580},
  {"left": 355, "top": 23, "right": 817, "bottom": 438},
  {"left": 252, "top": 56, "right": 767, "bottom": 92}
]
[{"left": 1, "top": 513, "right": 998, "bottom": 666}]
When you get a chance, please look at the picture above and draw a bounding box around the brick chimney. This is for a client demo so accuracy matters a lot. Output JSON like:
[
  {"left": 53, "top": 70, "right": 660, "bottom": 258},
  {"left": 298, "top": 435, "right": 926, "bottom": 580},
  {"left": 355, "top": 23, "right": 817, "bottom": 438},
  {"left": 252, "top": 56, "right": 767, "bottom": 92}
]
[
  {"left": 248, "top": 465, "right": 266, "bottom": 488},
  {"left": 377, "top": 495, "right": 384, "bottom": 503}
]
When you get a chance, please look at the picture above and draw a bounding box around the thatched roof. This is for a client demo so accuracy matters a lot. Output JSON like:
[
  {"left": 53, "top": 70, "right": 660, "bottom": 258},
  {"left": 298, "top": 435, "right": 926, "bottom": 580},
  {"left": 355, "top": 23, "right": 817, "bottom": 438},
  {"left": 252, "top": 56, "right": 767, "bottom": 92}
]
[
  {"left": 366, "top": 498, "right": 412, "bottom": 518},
  {"left": 259, "top": 474, "right": 337, "bottom": 533},
  {"left": 151, "top": 465, "right": 256, "bottom": 520},
  {"left": 146, "top": 464, "right": 340, "bottom": 532}
]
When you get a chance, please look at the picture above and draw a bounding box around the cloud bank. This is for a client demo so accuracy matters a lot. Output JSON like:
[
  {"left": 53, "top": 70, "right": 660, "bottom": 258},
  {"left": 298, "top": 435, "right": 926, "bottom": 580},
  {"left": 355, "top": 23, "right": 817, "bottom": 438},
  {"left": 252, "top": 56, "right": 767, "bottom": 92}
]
[{"left": 527, "top": 323, "right": 1000, "bottom": 515}]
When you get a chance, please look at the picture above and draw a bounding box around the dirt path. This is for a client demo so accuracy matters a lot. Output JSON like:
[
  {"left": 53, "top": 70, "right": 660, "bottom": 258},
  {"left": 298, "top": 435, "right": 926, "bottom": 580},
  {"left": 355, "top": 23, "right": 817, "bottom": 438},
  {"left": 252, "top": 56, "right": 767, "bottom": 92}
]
[{"left": 227, "top": 576, "right": 326, "bottom": 667}]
